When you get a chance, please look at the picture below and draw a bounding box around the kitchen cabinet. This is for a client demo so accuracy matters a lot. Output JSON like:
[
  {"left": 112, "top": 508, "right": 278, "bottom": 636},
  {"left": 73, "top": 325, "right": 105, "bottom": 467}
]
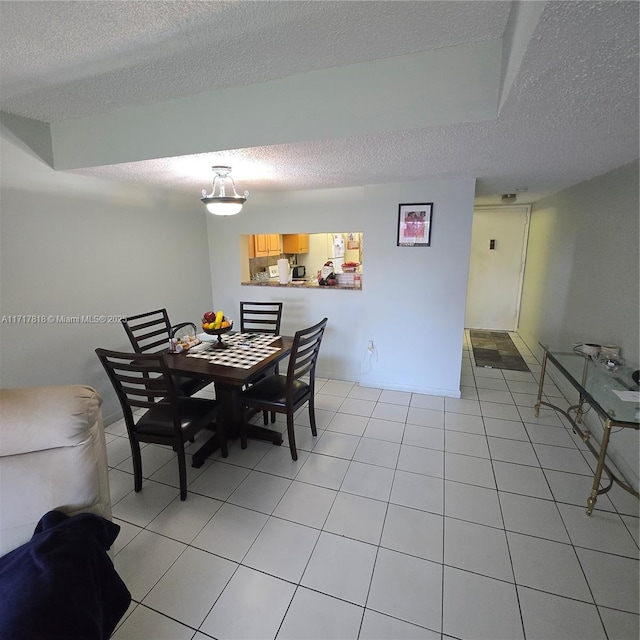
[
  {"left": 252, "top": 234, "right": 280, "bottom": 257},
  {"left": 267, "top": 234, "right": 280, "bottom": 255},
  {"left": 282, "top": 233, "right": 309, "bottom": 254}
]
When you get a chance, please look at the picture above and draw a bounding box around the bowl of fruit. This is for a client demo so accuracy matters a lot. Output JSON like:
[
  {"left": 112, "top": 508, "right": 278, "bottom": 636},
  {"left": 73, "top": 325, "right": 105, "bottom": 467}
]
[
  {"left": 201, "top": 310, "right": 233, "bottom": 348},
  {"left": 341, "top": 261, "right": 360, "bottom": 273}
]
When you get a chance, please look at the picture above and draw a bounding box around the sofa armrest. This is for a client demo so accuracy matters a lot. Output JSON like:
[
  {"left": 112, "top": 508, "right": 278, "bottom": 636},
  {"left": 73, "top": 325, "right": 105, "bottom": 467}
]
[{"left": 0, "top": 385, "right": 112, "bottom": 556}]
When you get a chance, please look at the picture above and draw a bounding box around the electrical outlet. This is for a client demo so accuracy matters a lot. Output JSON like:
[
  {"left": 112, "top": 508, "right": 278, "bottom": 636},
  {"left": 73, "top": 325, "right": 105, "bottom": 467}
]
[{"left": 367, "top": 340, "right": 374, "bottom": 353}]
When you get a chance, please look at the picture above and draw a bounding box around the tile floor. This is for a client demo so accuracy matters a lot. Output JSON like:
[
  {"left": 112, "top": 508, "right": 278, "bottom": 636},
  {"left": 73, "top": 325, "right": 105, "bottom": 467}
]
[{"left": 105, "top": 332, "right": 639, "bottom": 640}]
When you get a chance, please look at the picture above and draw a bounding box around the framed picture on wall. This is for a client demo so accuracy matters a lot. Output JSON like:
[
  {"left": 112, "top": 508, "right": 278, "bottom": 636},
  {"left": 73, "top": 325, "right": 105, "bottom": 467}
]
[{"left": 397, "top": 203, "right": 433, "bottom": 247}]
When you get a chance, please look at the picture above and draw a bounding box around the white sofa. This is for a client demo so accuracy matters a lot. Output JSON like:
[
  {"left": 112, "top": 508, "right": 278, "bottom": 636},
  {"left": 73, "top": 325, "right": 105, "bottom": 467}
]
[{"left": 0, "top": 385, "right": 112, "bottom": 556}]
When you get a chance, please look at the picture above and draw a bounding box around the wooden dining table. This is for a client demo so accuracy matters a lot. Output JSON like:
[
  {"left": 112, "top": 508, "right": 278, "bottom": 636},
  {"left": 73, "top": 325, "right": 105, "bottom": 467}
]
[{"left": 165, "top": 333, "right": 294, "bottom": 468}]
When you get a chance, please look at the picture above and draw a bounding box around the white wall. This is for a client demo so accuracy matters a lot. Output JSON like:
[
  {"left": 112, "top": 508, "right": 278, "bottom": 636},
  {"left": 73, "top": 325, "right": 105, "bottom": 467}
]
[
  {"left": 1, "top": 114, "right": 474, "bottom": 419},
  {"left": 0, "top": 115, "right": 214, "bottom": 420},
  {"left": 208, "top": 178, "right": 476, "bottom": 397},
  {"left": 518, "top": 160, "right": 639, "bottom": 489}
]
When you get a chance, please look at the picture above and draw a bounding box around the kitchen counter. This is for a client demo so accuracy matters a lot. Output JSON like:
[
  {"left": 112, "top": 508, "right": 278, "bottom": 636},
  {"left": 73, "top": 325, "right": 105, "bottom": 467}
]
[{"left": 242, "top": 280, "right": 361, "bottom": 290}]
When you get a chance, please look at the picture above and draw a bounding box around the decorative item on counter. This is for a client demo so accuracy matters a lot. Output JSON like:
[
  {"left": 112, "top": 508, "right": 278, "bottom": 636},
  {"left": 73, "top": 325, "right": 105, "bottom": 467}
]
[
  {"left": 573, "top": 343, "right": 601, "bottom": 358},
  {"left": 599, "top": 353, "right": 625, "bottom": 373},
  {"left": 318, "top": 261, "right": 337, "bottom": 285},
  {"left": 320, "top": 261, "right": 334, "bottom": 280},
  {"left": 341, "top": 261, "right": 360, "bottom": 273},
  {"left": 319, "top": 273, "right": 337, "bottom": 286},
  {"left": 253, "top": 271, "right": 269, "bottom": 282},
  {"left": 597, "top": 345, "right": 624, "bottom": 373},
  {"left": 336, "top": 273, "right": 355, "bottom": 286},
  {"left": 600, "top": 345, "right": 621, "bottom": 360}
]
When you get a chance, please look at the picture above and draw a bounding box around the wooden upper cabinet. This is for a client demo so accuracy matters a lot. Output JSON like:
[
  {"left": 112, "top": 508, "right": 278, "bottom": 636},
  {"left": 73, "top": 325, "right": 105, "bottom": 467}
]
[
  {"left": 252, "top": 234, "right": 281, "bottom": 257},
  {"left": 282, "top": 233, "right": 309, "bottom": 254},
  {"left": 255, "top": 234, "right": 268, "bottom": 256},
  {"left": 267, "top": 233, "right": 280, "bottom": 254}
]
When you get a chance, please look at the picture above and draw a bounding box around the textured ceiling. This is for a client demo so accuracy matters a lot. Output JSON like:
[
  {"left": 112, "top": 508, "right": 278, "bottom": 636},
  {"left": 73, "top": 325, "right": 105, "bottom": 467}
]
[{"left": 0, "top": 0, "right": 638, "bottom": 205}]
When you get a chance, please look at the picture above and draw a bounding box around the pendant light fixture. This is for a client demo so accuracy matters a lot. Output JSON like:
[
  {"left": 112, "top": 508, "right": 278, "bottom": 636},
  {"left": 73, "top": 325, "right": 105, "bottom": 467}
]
[{"left": 201, "top": 166, "right": 249, "bottom": 216}]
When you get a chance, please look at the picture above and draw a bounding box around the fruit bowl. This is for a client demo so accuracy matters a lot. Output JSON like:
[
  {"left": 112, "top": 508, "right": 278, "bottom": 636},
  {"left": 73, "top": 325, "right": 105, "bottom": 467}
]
[
  {"left": 201, "top": 321, "right": 233, "bottom": 349},
  {"left": 202, "top": 321, "right": 232, "bottom": 336}
]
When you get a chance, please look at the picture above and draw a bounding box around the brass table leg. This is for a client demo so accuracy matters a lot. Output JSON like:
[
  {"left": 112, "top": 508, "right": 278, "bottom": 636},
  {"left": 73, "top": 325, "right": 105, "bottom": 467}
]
[
  {"left": 586, "top": 419, "right": 613, "bottom": 515},
  {"left": 534, "top": 351, "right": 548, "bottom": 418},
  {"left": 575, "top": 393, "right": 587, "bottom": 424},
  {"left": 575, "top": 356, "right": 590, "bottom": 425}
]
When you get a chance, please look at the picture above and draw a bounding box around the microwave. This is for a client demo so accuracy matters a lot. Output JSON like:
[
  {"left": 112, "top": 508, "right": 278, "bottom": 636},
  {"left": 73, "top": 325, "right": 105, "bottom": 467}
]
[{"left": 292, "top": 265, "right": 306, "bottom": 279}]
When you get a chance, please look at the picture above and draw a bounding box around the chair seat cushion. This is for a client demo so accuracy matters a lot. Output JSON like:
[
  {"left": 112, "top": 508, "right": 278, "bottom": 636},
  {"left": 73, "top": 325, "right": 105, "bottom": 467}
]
[
  {"left": 241, "top": 375, "right": 310, "bottom": 409},
  {"left": 136, "top": 397, "right": 219, "bottom": 437},
  {"left": 245, "top": 363, "right": 278, "bottom": 386}
]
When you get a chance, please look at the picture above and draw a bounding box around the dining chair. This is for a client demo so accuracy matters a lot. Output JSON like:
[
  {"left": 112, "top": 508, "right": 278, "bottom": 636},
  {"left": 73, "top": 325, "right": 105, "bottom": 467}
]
[
  {"left": 96, "top": 348, "right": 227, "bottom": 500},
  {"left": 121, "top": 308, "right": 209, "bottom": 397},
  {"left": 239, "top": 317, "right": 328, "bottom": 460},
  {"left": 239, "top": 301, "right": 283, "bottom": 334},
  {"left": 240, "top": 301, "right": 284, "bottom": 424}
]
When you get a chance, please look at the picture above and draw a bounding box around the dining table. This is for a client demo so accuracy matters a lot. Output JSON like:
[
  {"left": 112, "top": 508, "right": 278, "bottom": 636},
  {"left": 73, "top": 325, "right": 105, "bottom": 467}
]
[{"left": 165, "top": 332, "right": 294, "bottom": 468}]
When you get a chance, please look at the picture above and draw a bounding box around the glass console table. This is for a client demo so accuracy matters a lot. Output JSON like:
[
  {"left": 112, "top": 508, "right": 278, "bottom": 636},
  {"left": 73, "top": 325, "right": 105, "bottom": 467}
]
[{"left": 535, "top": 344, "right": 639, "bottom": 515}]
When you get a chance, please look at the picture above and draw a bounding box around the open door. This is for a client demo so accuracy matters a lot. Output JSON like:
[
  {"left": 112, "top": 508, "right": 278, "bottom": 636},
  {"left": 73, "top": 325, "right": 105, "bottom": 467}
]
[{"left": 465, "top": 205, "right": 530, "bottom": 331}]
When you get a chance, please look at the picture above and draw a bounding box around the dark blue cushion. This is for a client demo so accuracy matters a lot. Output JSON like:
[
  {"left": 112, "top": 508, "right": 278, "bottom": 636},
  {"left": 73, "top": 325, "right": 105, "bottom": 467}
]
[{"left": 0, "top": 510, "right": 131, "bottom": 640}]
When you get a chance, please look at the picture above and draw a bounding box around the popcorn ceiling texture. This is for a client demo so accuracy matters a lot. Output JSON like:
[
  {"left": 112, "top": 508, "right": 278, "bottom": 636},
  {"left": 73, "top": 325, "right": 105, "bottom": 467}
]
[
  {"left": 0, "top": 1, "right": 510, "bottom": 121},
  {"left": 0, "top": 1, "right": 637, "bottom": 205}
]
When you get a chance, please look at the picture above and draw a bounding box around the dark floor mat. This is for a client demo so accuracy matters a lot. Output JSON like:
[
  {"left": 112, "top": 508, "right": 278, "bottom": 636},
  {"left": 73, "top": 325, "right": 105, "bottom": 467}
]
[{"left": 469, "top": 330, "right": 530, "bottom": 372}]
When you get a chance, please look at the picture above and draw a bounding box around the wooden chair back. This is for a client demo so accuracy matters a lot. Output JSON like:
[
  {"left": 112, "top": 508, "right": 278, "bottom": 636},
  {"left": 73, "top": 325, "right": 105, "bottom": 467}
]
[
  {"left": 240, "top": 301, "right": 283, "bottom": 334},
  {"left": 121, "top": 308, "right": 172, "bottom": 353},
  {"left": 95, "top": 349, "right": 178, "bottom": 434},
  {"left": 286, "top": 317, "right": 328, "bottom": 393}
]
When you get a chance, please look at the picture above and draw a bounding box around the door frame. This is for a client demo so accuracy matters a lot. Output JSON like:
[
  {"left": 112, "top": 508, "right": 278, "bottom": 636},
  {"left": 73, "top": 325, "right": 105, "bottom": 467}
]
[{"left": 471, "top": 204, "right": 532, "bottom": 331}]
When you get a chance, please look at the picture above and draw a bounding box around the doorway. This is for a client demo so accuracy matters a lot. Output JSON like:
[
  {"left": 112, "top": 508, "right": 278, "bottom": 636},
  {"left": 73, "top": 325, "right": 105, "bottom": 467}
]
[{"left": 465, "top": 205, "right": 530, "bottom": 331}]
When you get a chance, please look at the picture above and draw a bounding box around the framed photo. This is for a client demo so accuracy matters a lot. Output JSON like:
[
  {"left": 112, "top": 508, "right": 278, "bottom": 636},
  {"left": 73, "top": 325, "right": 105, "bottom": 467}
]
[{"left": 397, "top": 203, "right": 433, "bottom": 247}]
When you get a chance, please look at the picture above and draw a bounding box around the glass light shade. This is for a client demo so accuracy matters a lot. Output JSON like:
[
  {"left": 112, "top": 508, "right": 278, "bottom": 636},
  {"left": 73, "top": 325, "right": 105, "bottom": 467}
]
[{"left": 203, "top": 198, "right": 245, "bottom": 216}]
